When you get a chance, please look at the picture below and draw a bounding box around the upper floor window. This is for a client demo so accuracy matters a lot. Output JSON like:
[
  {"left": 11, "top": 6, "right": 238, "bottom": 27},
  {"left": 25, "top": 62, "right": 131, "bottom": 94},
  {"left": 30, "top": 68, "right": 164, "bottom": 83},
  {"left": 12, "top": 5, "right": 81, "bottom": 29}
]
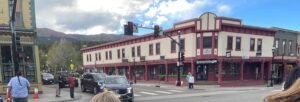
[
  {"left": 86, "top": 55, "right": 89, "bottom": 62},
  {"left": 171, "top": 40, "right": 176, "bottom": 53},
  {"left": 98, "top": 52, "right": 101, "bottom": 61},
  {"left": 196, "top": 37, "right": 201, "bottom": 49},
  {"left": 105, "top": 51, "right": 108, "bottom": 60},
  {"left": 15, "top": 0, "right": 24, "bottom": 27},
  {"left": 289, "top": 40, "right": 292, "bottom": 54},
  {"left": 203, "top": 37, "right": 212, "bottom": 49},
  {"left": 282, "top": 40, "right": 286, "bottom": 55},
  {"left": 156, "top": 43, "right": 160, "bottom": 55},
  {"left": 180, "top": 39, "right": 185, "bottom": 51},
  {"left": 250, "top": 38, "right": 255, "bottom": 51},
  {"left": 122, "top": 49, "right": 125, "bottom": 58},
  {"left": 137, "top": 46, "right": 141, "bottom": 57},
  {"left": 227, "top": 36, "right": 233, "bottom": 50},
  {"left": 109, "top": 51, "right": 112, "bottom": 60},
  {"left": 89, "top": 54, "right": 92, "bottom": 62},
  {"left": 236, "top": 37, "right": 241, "bottom": 51},
  {"left": 117, "top": 49, "right": 121, "bottom": 59},
  {"left": 149, "top": 44, "right": 153, "bottom": 56},
  {"left": 214, "top": 36, "right": 218, "bottom": 48},
  {"left": 132, "top": 47, "right": 135, "bottom": 57},
  {"left": 257, "top": 39, "right": 262, "bottom": 52},
  {"left": 95, "top": 53, "right": 98, "bottom": 61}
]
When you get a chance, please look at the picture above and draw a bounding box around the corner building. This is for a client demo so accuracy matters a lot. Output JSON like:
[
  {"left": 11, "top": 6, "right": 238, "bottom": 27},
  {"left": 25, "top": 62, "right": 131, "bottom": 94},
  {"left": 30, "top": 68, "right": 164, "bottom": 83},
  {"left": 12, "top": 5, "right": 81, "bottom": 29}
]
[
  {"left": 0, "top": 0, "right": 42, "bottom": 92},
  {"left": 81, "top": 12, "right": 276, "bottom": 86}
]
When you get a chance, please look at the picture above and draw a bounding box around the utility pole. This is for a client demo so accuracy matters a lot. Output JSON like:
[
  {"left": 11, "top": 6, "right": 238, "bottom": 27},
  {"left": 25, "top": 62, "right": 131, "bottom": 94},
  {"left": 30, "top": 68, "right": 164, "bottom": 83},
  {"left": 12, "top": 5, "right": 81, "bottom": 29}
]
[
  {"left": 9, "top": 0, "right": 19, "bottom": 73},
  {"left": 176, "top": 31, "right": 182, "bottom": 86}
]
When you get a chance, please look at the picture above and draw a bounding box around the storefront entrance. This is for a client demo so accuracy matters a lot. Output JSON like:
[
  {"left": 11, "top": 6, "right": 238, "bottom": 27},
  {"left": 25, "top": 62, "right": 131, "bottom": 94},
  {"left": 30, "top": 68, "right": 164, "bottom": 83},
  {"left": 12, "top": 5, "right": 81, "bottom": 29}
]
[{"left": 196, "top": 64, "right": 208, "bottom": 80}]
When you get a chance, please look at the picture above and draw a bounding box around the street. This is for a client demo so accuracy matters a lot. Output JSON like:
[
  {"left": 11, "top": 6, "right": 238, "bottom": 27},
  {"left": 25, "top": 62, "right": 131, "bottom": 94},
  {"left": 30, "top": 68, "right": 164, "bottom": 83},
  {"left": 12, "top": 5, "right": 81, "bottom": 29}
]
[{"left": 37, "top": 83, "right": 282, "bottom": 102}]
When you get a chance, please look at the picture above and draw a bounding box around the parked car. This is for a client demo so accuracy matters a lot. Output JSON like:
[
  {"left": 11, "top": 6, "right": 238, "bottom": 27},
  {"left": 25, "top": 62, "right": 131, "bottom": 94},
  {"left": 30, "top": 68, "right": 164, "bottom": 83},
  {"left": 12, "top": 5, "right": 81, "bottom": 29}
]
[
  {"left": 100, "top": 76, "right": 134, "bottom": 102},
  {"left": 81, "top": 73, "right": 107, "bottom": 94},
  {"left": 56, "top": 71, "right": 79, "bottom": 88},
  {"left": 41, "top": 73, "right": 55, "bottom": 85}
]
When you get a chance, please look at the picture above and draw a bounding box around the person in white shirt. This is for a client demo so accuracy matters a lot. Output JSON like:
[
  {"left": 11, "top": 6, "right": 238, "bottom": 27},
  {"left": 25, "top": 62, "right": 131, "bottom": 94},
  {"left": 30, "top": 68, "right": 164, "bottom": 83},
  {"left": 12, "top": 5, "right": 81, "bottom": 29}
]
[{"left": 188, "top": 74, "right": 195, "bottom": 89}]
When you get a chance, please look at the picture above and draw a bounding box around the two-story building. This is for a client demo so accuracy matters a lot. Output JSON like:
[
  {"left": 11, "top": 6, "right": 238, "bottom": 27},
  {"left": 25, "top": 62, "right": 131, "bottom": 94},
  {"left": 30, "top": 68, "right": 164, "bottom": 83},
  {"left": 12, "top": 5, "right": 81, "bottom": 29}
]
[
  {"left": 81, "top": 12, "right": 276, "bottom": 86},
  {"left": 0, "top": 0, "right": 41, "bottom": 93},
  {"left": 272, "top": 27, "right": 299, "bottom": 84}
]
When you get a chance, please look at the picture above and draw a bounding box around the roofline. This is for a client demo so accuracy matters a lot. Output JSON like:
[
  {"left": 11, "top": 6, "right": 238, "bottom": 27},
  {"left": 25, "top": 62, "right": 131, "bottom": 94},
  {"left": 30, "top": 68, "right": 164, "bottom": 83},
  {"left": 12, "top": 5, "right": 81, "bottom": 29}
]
[
  {"left": 271, "top": 27, "right": 300, "bottom": 33},
  {"left": 222, "top": 23, "right": 277, "bottom": 32}
]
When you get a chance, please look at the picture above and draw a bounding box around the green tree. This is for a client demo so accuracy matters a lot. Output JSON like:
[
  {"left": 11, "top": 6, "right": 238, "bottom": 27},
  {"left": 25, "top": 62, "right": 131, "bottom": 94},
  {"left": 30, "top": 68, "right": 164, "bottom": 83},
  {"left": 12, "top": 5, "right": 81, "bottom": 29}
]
[{"left": 47, "top": 39, "right": 82, "bottom": 73}]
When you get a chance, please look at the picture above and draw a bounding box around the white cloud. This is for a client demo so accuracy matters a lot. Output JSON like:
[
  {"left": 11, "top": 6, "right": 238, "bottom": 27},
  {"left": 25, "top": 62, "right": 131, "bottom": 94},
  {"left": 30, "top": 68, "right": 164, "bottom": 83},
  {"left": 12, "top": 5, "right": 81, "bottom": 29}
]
[
  {"left": 156, "top": 16, "right": 168, "bottom": 25},
  {"left": 217, "top": 5, "right": 232, "bottom": 14},
  {"left": 36, "top": 0, "right": 234, "bottom": 35}
]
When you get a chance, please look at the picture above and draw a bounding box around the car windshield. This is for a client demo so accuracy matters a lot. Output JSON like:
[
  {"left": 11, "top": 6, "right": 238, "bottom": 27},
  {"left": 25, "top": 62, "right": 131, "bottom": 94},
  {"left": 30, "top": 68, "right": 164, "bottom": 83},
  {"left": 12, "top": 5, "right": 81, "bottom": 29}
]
[
  {"left": 93, "top": 73, "right": 105, "bottom": 81},
  {"left": 43, "top": 73, "right": 54, "bottom": 78},
  {"left": 105, "top": 77, "right": 128, "bottom": 84}
]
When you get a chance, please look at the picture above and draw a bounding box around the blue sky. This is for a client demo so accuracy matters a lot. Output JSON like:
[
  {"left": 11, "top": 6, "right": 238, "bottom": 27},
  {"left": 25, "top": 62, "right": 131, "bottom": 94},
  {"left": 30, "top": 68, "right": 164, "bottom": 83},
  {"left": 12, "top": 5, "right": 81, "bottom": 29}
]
[{"left": 36, "top": 0, "right": 300, "bottom": 35}]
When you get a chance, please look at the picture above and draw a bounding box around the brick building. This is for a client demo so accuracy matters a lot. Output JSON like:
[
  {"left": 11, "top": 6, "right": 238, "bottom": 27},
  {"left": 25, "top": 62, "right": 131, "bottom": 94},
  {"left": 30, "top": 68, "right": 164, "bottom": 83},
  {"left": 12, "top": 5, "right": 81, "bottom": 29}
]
[{"left": 81, "top": 12, "right": 277, "bottom": 86}]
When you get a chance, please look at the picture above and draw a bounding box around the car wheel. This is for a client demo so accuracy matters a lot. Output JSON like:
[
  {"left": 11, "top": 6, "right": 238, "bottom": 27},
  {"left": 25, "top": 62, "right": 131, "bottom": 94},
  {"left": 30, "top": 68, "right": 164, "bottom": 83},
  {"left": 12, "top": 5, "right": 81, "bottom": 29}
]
[
  {"left": 81, "top": 85, "right": 86, "bottom": 92},
  {"left": 129, "top": 98, "right": 134, "bottom": 102},
  {"left": 93, "top": 87, "right": 98, "bottom": 94}
]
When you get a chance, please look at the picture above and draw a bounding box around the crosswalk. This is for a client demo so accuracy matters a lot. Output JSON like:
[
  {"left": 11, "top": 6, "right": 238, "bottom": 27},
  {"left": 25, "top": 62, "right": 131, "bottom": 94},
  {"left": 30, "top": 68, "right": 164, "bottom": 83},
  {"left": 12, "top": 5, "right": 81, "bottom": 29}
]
[{"left": 134, "top": 90, "right": 184, "bottom": 97}]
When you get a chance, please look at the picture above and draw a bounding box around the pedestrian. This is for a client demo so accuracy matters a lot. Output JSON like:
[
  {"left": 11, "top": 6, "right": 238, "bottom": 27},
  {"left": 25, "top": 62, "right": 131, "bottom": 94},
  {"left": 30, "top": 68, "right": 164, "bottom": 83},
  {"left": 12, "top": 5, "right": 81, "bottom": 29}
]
[
  {"left": 68, "top": 74, "right": 75, "bottom": 98},
  {"left": 283, "top": 66, "right": 300, "bottom": 90},
  {"left": 264, "top": 78, "right": 300, "bottom": 102},
  {"left": 186, "top": 72, "right": 191, "bottom": 89},
  {"left": 56, "top": 74, "right": 63, "bottom": 97},
  {"left": 7, "top": 71, "right": 30, "bottom": 102},
  {"left": 189, "top": 74, "right": 195, "bottom": 89},
  {"left": 90, "top": 91, "right": 120, "bottom": 102}
]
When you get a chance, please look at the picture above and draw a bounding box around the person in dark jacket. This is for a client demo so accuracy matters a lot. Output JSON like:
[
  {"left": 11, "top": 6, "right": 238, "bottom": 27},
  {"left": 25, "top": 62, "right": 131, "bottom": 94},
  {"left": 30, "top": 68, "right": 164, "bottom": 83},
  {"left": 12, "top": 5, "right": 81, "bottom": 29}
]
[
  {"left": 283, "top": 66, "right": 300, "bottom": 90},
  {"left": 56, "top": 75, "right": 63, "bottom": 97}
]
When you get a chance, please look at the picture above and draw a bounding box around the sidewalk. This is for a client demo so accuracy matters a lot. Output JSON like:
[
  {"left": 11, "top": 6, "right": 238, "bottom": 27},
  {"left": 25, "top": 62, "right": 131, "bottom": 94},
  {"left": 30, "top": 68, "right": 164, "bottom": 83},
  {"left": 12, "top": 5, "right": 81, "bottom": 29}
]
[
  {"left": 28, "top": 86, "right": 82, "bottom": 102},
  {"left": 133, "top": 81, "right": 282, "bottom": 91}
]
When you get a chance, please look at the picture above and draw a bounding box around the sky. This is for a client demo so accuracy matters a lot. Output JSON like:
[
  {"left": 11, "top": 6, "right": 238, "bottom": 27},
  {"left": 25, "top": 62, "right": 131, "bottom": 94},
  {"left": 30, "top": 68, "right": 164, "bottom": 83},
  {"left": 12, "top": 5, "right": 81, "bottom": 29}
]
[{"left": 35, "top": 0, "right": 300, "bottom": 35}]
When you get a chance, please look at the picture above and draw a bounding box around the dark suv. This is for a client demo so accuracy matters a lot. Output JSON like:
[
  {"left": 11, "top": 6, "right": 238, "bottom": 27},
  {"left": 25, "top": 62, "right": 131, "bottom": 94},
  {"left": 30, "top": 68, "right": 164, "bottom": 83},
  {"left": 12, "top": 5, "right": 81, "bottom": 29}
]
[
  {"left": 100, "top": 76, "right": 134, "bottom": 102},
  {"left": 56, "top": 71, "right": 79, "bottom": 88},
  {"left": 81, "top": 73, "right": 107, "bottom": 94}
]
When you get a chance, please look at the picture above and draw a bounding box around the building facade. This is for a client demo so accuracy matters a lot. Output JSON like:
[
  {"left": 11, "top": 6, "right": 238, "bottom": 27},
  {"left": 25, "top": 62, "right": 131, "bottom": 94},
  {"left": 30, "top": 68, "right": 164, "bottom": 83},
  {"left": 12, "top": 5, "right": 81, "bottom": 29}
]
[
  {"left": 272, "top": 27, "right": 299, "bottom": 84},
  {"left": 0, "top": 0, "right": 41, "bottom": 92},
  {"left": 81, "top": 12, "right": 276, "bottom": 86}
]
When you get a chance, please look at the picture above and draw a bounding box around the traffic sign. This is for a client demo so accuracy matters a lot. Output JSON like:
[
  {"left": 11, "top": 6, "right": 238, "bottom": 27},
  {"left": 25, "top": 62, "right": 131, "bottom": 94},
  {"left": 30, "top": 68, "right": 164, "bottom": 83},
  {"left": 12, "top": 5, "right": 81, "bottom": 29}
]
[{"left": 70, "top": 64, "right": 74, "bottom": 70}]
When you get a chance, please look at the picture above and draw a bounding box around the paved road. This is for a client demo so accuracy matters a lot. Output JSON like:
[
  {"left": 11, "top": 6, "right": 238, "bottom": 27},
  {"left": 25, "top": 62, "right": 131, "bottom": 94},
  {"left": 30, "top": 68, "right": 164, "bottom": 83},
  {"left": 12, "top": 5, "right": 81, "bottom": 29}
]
[{"left": 43, "top": 84, "right": 282, "bottom": 102}]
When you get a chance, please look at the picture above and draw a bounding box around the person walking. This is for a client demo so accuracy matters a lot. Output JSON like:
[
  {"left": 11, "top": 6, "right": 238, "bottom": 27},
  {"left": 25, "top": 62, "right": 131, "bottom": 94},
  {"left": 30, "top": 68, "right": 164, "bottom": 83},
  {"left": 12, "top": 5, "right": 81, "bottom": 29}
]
[
  {"left": 68, "top": 74, "right": 75, "bottom": 98},
  {"left": 56, "top": 74, "right": 63, "bottom": 97},
  {"left": 186, "top": 72, "right": 191, "bottom": 89},
  {"left": 7, "top": 71, "right": 30, "bottom": 102}
]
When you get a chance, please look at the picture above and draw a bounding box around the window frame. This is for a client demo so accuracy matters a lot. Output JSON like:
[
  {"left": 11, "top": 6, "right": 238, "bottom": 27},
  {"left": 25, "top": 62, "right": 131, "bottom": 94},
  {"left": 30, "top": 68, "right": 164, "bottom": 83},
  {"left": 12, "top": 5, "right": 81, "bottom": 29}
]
[
  {"left": 156, "top": 43, "right": 160, "bottom": 55},
  {"left": 171, "top": 40, "right": 176, "bottom": 53},
  {"left": 149, "top": 44, "right": 153, "bottom": 56},
  {"left": 257, "top": 39, "right": 262, "bottom": 52},
  {"left": 203, "top": 37, "right": 212, "bottom": 49},
  {"left": 137, "top": 46, "right": 141, "bottom": 57},
  {"left": 132, "top": 47, "right": 135, "bottom": 57},
  {"left": 227, "top": 36, "right": 233, "bottom": 50},
  {"left": 122, "top": 48, "right": 125, "bottom": 58},
  {"left": 250, "top": 38, "right": 255, "bottom": 51},
  {"left": 235, "top": 37, "right": 241, "bottom": 51}
]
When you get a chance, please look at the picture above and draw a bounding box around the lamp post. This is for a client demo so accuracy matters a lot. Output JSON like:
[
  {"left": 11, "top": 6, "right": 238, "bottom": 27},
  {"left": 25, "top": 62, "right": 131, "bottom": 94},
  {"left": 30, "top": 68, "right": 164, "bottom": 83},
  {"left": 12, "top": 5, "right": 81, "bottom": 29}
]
[{"left": 269, "top": 46, "right": 276, "bottom": 87}]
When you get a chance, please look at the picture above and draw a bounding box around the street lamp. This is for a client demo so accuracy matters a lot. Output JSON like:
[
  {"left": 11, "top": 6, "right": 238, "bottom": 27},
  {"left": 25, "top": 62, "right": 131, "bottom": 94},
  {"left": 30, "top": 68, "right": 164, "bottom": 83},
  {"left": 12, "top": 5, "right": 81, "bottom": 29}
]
[{"left": 269, "top": 46, "right": 276, "bottom": 87}]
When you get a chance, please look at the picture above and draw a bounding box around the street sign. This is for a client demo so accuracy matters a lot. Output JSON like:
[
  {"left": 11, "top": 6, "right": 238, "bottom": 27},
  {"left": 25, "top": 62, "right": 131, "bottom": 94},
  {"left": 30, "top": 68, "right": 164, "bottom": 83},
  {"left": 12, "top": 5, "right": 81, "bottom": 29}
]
[{"left": 70, "top": 64, "right": 74, "bottom": 70}]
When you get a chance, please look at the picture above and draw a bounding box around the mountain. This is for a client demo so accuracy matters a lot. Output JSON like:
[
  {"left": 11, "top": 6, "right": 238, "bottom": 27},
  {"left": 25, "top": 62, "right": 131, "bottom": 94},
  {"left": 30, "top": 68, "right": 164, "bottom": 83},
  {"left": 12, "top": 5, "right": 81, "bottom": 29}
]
[{"left": 37, "top": 28, "right": 136, "bottom": 44}]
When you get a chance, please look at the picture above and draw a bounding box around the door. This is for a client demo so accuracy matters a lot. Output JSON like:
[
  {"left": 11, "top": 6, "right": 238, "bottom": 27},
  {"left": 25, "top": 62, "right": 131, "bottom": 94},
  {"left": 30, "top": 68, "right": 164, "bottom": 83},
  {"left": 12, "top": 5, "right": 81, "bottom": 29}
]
[{"left": 196, "top": 64, "right": 208, "bottom": 80}]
